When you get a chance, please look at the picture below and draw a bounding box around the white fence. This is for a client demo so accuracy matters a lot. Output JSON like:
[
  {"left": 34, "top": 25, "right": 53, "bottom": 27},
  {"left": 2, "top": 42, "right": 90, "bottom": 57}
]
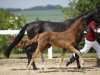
[
  {"left": 0, "top": 28, "right": 100, "bottom": 35},
  {"left": 0, "top": 30, "right": 27, "bottom": 35}
]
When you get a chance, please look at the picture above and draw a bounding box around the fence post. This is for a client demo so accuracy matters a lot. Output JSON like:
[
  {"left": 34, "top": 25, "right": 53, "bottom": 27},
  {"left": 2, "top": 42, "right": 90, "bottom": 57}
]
[{"left": 48, "top": 46, "right": 53, "bottom": 59}]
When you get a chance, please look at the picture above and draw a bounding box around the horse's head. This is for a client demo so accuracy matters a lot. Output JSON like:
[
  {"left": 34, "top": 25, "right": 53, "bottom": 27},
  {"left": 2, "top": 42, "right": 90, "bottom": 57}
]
[
  {"left": 96, "top": 6, "right": 100, "bottom": 27},
  {"left": 83, "top": 9, "right": 100, "bottom": 28}
]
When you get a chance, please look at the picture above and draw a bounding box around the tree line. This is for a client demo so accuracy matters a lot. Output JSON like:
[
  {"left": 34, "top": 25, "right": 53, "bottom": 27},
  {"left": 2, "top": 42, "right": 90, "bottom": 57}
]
[{"left": 2, "top": 5, "right": 62, "bottom": 12}]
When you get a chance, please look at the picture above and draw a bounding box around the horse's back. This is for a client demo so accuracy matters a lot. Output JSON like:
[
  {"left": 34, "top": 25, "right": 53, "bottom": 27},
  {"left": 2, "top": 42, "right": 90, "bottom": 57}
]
[
  {"left": 43, "top": 21, "right": 73, "bottom": 32},
  {"left": 26, "top": 20, "right": 46, "bottom": 39}
]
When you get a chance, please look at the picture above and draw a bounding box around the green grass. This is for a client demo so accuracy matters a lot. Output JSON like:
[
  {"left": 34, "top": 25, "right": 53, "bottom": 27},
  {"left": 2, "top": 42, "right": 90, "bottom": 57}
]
[
  {"left": 0, "top": 53, "right": 97, "bottom": 59},
  {"left": 11, "top": 9, "right": 66, "bottom": 22}
]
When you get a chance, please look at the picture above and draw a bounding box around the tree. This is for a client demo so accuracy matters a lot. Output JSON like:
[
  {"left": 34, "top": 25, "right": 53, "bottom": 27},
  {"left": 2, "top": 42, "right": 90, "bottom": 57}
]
[
  {"left": 0, "top": 9, "right": 26, "bottom": 30},
  {"left": 62, "top": 0, "right": 79, "bottom": 19},
  {"left": 62, "top": 0, "right": 100, "bottom": 19},
  {"left": 0, "top": 9, "right": 26, "bottom": 54}
]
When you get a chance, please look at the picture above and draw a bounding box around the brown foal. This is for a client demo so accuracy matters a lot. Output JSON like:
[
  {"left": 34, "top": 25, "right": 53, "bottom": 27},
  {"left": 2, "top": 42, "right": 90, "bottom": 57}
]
[{"left": 27, "top": 18, "right": 84, "bottom": 72}]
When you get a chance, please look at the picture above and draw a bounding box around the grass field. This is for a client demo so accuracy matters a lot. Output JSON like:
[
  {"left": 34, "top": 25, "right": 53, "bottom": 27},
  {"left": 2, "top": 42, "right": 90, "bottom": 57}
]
[
  {"left": 12, "top": 9, "right": 66, "bottom": 22},
  {"left": 0, "top": 53, "right": 97, "bottom": 59}
]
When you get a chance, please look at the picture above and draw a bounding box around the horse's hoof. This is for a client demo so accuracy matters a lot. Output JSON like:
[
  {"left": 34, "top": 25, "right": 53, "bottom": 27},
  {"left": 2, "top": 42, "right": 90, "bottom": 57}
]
[
  {"left": 3, "top": 51, "right": 9, "bottom": 58},
  {"left": 33, "top": 67, "right": 38, "bottom": 70},
  {"left": 66, "top": 62, "right": 70, "bottom": 67},
  {"left": 77, "top": 66, "right": 81, "bottom": 69}
]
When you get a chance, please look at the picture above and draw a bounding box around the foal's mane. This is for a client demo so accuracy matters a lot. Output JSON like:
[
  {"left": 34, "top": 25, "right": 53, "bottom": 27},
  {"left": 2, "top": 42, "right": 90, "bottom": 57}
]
[{"left": 66, "top": 18, "right": 82, "bottom": 32}]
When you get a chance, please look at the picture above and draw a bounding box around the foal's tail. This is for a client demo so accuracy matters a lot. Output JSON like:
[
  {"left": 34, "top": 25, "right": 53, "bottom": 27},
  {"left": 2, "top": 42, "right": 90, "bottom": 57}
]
[
  {"left": 3, "top": 24, "right": 29, "bottom": 58},
  {"left": 29, "top": 34, "right": 39, "bottom": 44}
]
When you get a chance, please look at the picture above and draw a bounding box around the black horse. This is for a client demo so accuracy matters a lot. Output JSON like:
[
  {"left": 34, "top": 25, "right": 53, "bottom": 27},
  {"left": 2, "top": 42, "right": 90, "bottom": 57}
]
[{"left": 3, "top": 9, "right": 100, "bottom": 70}]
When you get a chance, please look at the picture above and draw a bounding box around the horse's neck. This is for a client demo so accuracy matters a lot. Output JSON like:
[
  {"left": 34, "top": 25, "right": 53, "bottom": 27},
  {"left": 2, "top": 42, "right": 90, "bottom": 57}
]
[{"left": 66, "top": 23, "right": 80, "bottom": 33}]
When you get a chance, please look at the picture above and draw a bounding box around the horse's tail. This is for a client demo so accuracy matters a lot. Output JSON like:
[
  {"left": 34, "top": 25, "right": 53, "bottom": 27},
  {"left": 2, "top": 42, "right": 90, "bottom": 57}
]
[{"left": 3, "top": 24, "right": 29, "bottom": 58}]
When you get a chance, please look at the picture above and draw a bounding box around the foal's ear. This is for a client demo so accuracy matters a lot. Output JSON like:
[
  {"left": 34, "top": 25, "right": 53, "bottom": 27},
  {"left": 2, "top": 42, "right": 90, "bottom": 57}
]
[
  {"left": 80, "top": 17, "right": 86, "bottom": 25},
  {"left": 81, "top": 17, "right": 85, "bottom": 21}
]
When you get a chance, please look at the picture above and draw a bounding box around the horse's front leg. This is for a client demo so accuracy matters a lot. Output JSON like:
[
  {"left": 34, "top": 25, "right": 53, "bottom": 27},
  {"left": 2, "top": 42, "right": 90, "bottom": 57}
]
[{"left": 57, "top": 49, "right": 66, "bottom": 70}]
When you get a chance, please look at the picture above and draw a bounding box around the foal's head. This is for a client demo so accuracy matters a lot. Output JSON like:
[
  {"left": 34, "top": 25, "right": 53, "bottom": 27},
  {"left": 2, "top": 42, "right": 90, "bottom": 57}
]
[
  {"left": 78, "top": 18, "right": 86, "bottom": 30},
  {"left": 71, "top": 18, "right": 85, "bottom": 30}
]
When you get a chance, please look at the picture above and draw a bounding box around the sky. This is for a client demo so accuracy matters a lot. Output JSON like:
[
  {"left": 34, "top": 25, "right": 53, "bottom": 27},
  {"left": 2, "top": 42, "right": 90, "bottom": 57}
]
[{"left": 0, "top": 0, "right": 71, "bottom": 9}]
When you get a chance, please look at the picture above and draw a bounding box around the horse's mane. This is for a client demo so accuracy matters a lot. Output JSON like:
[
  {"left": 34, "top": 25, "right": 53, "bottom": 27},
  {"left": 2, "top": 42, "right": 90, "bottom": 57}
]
[
  {"left": 64, "top": 10, "right": 96, "bottom": 25},
  {"left": 74, "top": 9, "right": 96, "bottom": 19},
  {"left": 69, "top": 9, "right": 97, "bottom": 26}
]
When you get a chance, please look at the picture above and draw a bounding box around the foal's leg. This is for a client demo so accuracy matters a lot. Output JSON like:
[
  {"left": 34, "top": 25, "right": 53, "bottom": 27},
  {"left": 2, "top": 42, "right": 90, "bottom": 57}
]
[
  {"left": 40, "top": 52, "right": 45, "bottom": 69},
  {"left": 68, "top": 46, "right": 84, "bottom": 66},
  {"left": 25, "top": 45, "right": 37, "bottom": 70},
  {"left": 27, "top": 47, "right": 41, "bottom": 73},
  {"left": 28, "top": 39, "right": 47, "bottom": 73},
  {"left": 58, "top": 49, "right": 66, "bottom": 69},
  {"left": 25, "top": 48, "right": 37, "bottom": 70}
]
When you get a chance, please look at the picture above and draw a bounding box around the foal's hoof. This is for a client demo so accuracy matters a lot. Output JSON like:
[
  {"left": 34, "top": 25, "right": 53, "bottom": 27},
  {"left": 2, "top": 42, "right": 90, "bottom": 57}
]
[
  {"left": 27, "top": 68, "right": 31, "bottom": 74},
  {"left": 27, "top": 67, "right": 32, "bottom": 74},
  {"left": 42, "top": 67, "right": 44, "bottom": 70},
  {"left": 81, "top": 60, "right": 84, "bottom": 65},
  {"left": 57, "top": 68, "right": 62, "bottom": 72}
]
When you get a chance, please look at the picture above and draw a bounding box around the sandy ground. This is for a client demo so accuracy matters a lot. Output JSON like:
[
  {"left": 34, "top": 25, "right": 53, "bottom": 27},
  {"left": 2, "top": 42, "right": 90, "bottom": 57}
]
[{"left": 0, "top": 58, "right": 100, "bottom": 75}]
